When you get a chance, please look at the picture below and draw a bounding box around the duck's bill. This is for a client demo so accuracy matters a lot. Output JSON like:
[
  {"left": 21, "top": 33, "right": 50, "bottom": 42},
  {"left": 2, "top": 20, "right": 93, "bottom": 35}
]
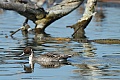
[{"left": 19, "top": 52, "right": 25, "bottom": 56}]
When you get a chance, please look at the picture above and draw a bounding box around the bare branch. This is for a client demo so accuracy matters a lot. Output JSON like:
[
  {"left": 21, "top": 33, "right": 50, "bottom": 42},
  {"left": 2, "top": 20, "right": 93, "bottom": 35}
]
[
  {"left": 0, "top": 1, "right": 47, "bottom": 22},
  {"left": 68, "top": 0, "right": 97, "bottom": 38},
  {"left": 35, "top": 0, "right": 84, "bottom": 33},
  {"left": 0, "top": 0, "right": 84, "bottom": 34}
]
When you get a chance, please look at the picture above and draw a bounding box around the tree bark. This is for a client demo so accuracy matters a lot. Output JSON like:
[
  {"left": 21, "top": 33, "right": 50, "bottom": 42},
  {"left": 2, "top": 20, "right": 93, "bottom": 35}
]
[
  {"left": 68, "top": 0, "right": 97, "bottom": 38},
  {"left": 35, "top": 0, "right": 84, "bottom": 34},
  {"left": 0, "top": 0, "right": 84, "bottom": 34}
]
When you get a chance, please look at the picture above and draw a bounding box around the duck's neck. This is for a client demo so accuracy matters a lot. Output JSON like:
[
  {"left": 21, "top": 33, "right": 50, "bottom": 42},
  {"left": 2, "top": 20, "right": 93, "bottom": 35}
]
[{"left": 29, "top": 53, "right": 34, "bottom": 64}]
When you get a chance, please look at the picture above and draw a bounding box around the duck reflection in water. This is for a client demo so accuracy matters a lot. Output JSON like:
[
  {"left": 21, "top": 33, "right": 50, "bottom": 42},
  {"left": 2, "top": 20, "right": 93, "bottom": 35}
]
[
  {"left": 21, "top": 47, "right": 72, "bottom": 73},
  {"left": 23, "top": 61, "right": 71, "bottom": 73}
]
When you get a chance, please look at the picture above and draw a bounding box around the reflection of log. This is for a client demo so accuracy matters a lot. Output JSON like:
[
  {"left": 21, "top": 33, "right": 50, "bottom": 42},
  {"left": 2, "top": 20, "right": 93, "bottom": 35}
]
[
  {"left": 75, "top": 39, "right": 120, "bottom": 44},
  {"left": 34, "top": 35, "right": 120, "bottom": 44},
  {"left": 68, "top": 0, "right": 97, "bottom": 38},
  {"left": 92, "top": 39, "right": 120, "bottom": 44}
]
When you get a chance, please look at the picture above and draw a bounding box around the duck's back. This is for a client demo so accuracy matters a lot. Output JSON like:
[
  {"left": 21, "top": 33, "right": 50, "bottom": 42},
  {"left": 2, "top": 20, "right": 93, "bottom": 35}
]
[{"left": 34, "top": 53, "right": 72, "bottom": 62}]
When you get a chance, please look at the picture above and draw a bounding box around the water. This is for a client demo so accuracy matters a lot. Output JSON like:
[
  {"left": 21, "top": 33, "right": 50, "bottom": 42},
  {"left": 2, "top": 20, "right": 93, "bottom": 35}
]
[{"left": 0, "top": 2, "right": 120, "bottom": 80}]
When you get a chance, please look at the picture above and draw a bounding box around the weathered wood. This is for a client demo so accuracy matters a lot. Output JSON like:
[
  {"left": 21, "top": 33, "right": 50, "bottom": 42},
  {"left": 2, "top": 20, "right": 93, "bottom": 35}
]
[
  {"left": 0, "top": 0, "right": 84, "bottom": 34},
  {"left": 0, "top": 1, "right": 47, "bottom": 22},
  {"left": 68, "top": 0, "right": 97, "bottom": 38},
  {"left": 35, "top": 0, "right": 84, "bottom": 33}
]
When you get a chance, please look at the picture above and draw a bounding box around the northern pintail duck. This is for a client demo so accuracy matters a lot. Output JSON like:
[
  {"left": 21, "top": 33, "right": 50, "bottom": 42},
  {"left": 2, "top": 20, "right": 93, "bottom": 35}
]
[{"left": 21, "top": 47, "right": 72, "bottom": 62}]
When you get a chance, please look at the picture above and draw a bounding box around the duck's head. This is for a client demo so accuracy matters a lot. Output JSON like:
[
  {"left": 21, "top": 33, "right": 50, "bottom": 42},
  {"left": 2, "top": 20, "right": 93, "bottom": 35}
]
[
  {"left": 20, "top": 47, "right": 34, "bottom": 56},
  {"left": 20, "top": 47, "right": 35, "bottom": 65}
]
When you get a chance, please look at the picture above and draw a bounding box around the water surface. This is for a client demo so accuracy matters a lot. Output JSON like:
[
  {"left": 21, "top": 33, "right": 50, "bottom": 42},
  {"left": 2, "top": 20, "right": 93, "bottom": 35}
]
[{"left": 0, "top": 2, "right": 120, "bottom": 80}]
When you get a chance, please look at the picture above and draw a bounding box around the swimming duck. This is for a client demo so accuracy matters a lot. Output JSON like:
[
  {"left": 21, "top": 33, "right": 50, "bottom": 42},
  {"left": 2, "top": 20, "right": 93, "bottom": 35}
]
[{"left": 21, "top": 47, "right": 73, "bottom": 62}]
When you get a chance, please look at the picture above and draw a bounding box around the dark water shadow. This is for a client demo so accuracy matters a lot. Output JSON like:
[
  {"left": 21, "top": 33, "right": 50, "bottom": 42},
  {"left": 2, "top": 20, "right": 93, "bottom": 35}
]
[{"left": 22, "top": 61, "right": 72, "bottom": 73}]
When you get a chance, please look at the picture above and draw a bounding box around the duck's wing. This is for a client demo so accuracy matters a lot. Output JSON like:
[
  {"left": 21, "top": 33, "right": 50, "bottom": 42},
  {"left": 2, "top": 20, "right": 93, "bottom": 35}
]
[
  {"left": 58, "top": 54, "right": 72, "bottom": 60},
  {"left": 41, "top": 53, "right": 58, "bottom": 58},
  {"left": 0, "top": 1, "right": 46, "bottom": 22},
  {"left": 42, "top": 53, "right": 72, "bottom": 59}
]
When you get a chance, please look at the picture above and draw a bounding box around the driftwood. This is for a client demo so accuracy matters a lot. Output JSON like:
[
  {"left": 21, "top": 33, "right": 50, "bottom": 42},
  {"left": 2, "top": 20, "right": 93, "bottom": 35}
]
[
  {"left": 0, "top": 0, "right": 84, "bottom": 35},
  {"left": 0, "top": 1, "right": 47, "bottom": 23},
  {"left": 10, "top": 23, "right": 31, "bottom": 36},
  {"left": 0, "top": 0, "right": 97, "bottom": 38},
  {"left": 35, "top": 0, "right": 84, "bottom": 33},
  {"left": 67, "top": 0, "right": 97, "bottom": 38}
]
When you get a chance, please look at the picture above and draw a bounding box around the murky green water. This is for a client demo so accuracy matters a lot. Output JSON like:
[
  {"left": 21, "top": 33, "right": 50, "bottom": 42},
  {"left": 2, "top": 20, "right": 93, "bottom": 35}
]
[{"left": 0, "top": 2, "right": 120, "bottom": 80}]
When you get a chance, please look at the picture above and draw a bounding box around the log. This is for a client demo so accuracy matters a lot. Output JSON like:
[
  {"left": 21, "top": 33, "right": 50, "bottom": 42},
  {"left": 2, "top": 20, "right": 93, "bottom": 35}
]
[
  {"left": 68, "top": 0, "right": 97, "bottom": 38},
  {"left": 0, "top": 0, "right": 84, "bottom": 35},
  {"left": 35, "top": 0, "right": 84, "bottom": 34}
]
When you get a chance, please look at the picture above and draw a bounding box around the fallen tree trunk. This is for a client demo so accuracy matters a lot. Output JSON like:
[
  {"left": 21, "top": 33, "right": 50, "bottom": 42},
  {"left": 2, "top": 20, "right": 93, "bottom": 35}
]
[
  {"left": 0, "top": 0, "right": 84, "bottom": 35},
  {"left": 0, "top": 1, "right": 47, "bottom": 22},
  {"left": 67, "top": 0, "right": 97, "bottom": 38},
  {"left": 35, "top": 0, "right": 84, "bottom": 34}
]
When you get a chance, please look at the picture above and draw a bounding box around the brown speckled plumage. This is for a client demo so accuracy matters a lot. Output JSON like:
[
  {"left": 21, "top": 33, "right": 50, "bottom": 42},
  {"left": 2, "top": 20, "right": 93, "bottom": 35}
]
[{"left": 23, "top": 47, "right": 72, "bottom": 62}]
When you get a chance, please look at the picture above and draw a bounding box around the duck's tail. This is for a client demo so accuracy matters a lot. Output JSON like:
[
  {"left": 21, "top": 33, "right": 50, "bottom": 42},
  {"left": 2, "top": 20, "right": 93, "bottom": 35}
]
[{"left": 59, "top": 54, "right": 73, "bottom": 62}]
